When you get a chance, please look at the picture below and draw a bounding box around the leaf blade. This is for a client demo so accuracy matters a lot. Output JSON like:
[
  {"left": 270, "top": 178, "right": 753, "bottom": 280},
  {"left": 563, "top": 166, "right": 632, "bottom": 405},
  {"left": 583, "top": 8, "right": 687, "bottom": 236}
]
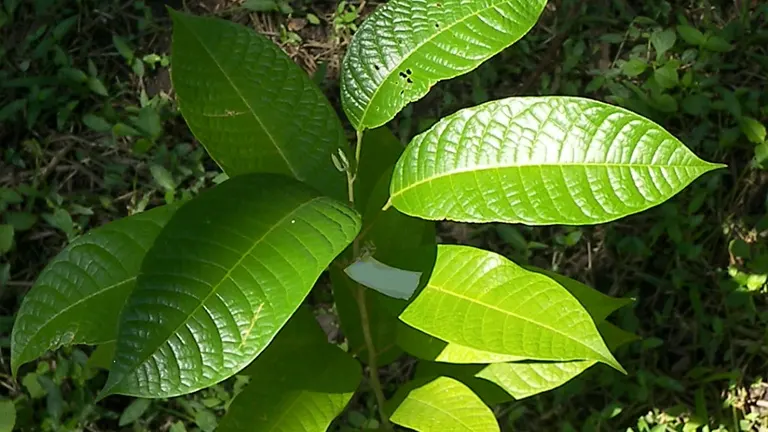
[
  {"left": 389, "top": 96, "right": 724, "bottom": 225},
  {"left": 102, "top": 174, "right": 360, "bottom": 398},
  {"left": 399, "top": 245, "right": 622, "bottom": 371},
  {"left": 341, "top": 0, "right": 547, "bottom": 130},
  {"left": 11, "top": 205, "right": 179, "bottom": 376},
  {"left": 171, "top": 11, "right": 347, "bottom": 200}
]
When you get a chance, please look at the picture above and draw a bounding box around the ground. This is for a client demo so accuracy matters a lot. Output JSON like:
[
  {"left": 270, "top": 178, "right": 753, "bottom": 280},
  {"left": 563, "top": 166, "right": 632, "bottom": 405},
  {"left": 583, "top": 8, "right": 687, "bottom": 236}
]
[{"left": 1, "top": 0, "right": 767, "bottom": 431}]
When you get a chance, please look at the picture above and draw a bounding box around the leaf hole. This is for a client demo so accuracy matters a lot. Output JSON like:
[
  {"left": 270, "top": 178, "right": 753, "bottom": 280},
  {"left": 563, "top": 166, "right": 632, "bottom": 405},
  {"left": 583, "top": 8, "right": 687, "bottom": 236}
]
[
  {"left": 406, "top": 68, "right": 412, "bottom": 75},
  {"left": 399, "top": 71, "right": 408, "bottom": 79},
  {"left": 400, "top": 90, "right": 404, "bottom": 95},
  {"left": 374, "top": 64, "right": 381, "bottom": 71},
  {"left": 407, "top": 77, "right": 413, "bottom": 84}
]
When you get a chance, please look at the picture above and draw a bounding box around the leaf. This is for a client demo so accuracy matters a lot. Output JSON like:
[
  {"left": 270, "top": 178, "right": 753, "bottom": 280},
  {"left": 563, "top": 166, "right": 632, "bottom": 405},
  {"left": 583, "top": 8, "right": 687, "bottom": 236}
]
[
  {"left": 622, "top": 58, "right": 647, "bottom": 77},
  {"left": 414, "top": 362, "right": 513, "bottom": 406},
  {"left": 0, "top": 224, "right": 13, "bottom": 254},
  {"left": 399, "top": 245, "right": 623, "bottom": 371},
  {"left": 0, "top": 399, "right": 15, "bottom": 432},
  {"left": 740, "top": 117, "right": 766, "bottom": 144},
  {"left": 150, "top": 165, "right": 176, "bottom": 192},
  {"left": 5, "top": 211, "right": 37, "bottom": 231},
  {"left": 388, "top": 96, "right": 724, "bottom": 225},
  {"left": 650, "top": 29, "right": 676, "bottom": 57},
  {"left": 702, "top": 36, "right": 732, "bottom": 53},
  {"left": 389, "top": 377, "right": 500, "bottom": 432},
  {"left": 340, "top": 0, "right": 548, "bottom": 130},
  {"left": 112, "top": 35, "right": 134, "bottom": 61},
  {"left": 119, "top": 398, "right": 151, "bottom": 426},
  {"left": 218, "top": 308, "right": 361, "bottom": 432},
  {"left": 82, "top": 114, "right": 111, "bottom": 133},
  {"left": 344, "top": 255, "right": 421, "bottom": 300},
  {"left": 170, "top": 11, "right": 347, "bottom": 201},
  {"left": 88, "top": 341, "right": 116, "bottom": 370},
  {"left": 397, "top": 267, "right": 631, "bottom": 364},
  {"left": 354, "top": 127, "right": 404, "bottom": 212},
  {"left": 102, "top": 174, "right": 361, "bottom": 398},
  {"left": 677, "top": 25, "right": 706, "bottom": 46},
  {"left": 87, "top": 77, "right": 109, "bottom": 96},
  {"left": 474, "top": 321, "right": 638, "bottom": 400},
  {"left": 654, "top": 63, "right": 679, "bottom": 89},
  {"left": 11, "top": 205, "right": 179, "bottom": 376}
]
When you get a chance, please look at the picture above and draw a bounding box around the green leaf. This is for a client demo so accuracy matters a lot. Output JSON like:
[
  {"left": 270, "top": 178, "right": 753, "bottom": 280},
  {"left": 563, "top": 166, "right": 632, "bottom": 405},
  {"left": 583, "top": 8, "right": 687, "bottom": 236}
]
[
  {"left": 740, "top": 117, "right": 766, "bottom": 144},
  {"left": 414, "top": 362, "right": 513, "bottom": 406},
  {"left": 0, "top": 224, "right": 13, "bottom": 254},
  {"left": 150, "top": 165, "right": 176, "bottom": 192},
  {"left": 397, "top": 267, "right": 631, "bottom": 364},
  {"left": 389, "top": 377, "right": 500, "bottom": 432},
  {"left": 354, "top": 127, "right": 404, "bottom": 212},
  {"left": 87, "top": 341, "right": 116, "bottom": 370},
  {"left": 341, "top": 0, "right": 547, "bottom": 130},
  {"left": 0, "top": 399, "right": 15, "bottom": 432},
  {"left": 399, "top": 245, "right": 623, "bottom": 371},
  {"left": 344, "top": 255, "right": 421, "bottom": 300},
  {"left": 102, "top": 174, "right": 360, "bottom": 398},
  {"left": 87, "top": 77, "right": 109, "bottom": 96},
  {"left": 119, "top": 398, "right": 151, "bottom": 426},
  {"left": 11, "top": 205, "right": 179, "bottom": 376},
  {"left": 388, "top": 96, "right": 724, "bottom": 225},
  {"left": 218, "top": 308, "right": 361, "bottom": 432},
  {"left": 702, "top": 36, "right": 733, "bottom": 53},
  {"left": 82, "top": 114, "right": 111, "bottom": 133},
  {"left": 170, "top": 11, "right": 347, "bottom": 200},
  {"left": 653, "top": 63, "right": 679, "bottom": 89},
  {"left": 622, "top": 58, "right": 647, "bottom": 77},
  {"left": 5, "top": 211, "right": 37, "bottom": 231},
  {"left": 650, "top": 29, "right": 676, "bottom": 58},
  {"left": 475, "top": 321, "right": 638, "bottom": 400},
  {"left": 112, "top": 35, "right": 134, "bottom": 61},
  {"left": 677, "top": 25, "right": 706, "bottom": 46}
]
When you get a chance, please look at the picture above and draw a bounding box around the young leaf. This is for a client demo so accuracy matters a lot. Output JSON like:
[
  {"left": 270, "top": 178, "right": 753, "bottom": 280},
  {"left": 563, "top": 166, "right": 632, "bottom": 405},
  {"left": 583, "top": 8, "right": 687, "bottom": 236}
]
[
  {"left": 101, "top": 174, "right": 361, "bottom": 398},
  {"left": 341, "top": 0, "right": 547, "bottom": 130},
  {"left": 389, "top": 97, "right": 724, "bottom": 225},
  {"left": 399, "top": 245, "right": 623, "bottom": 371},
  {"left": 389, "top": 377, "right": 500, "bottom": 432},
  {"left": 170, "top": 11, "right": 348, "bottom": 201},
  {"left": 10, "top": 205, "right": 179, "bottom": 376},
  {"left": 218, "top": 308, "right": 361, "bottom": 432}
]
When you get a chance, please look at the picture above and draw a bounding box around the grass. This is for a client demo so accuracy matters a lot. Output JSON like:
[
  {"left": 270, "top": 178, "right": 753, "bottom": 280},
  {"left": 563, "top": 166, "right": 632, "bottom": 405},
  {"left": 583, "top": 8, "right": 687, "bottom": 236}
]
[{"left": 1, "top": 0, "right": 767, "bottom": 431}]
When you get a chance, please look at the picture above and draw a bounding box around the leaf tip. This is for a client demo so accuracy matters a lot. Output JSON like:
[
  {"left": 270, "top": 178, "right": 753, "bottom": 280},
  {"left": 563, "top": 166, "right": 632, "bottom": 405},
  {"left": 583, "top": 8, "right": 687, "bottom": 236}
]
[{"left": 382, "top": 198, "right": 393, "bottom": 212}]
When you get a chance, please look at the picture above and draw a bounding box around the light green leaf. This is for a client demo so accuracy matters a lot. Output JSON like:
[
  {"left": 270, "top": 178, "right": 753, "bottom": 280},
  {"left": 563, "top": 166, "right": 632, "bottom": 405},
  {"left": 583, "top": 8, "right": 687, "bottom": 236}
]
[
  {"left": 399, "top": 245, "right": 623, "bottom": 371},
  {"left": 11, "top": 205, "right": 179, "bottom": 376},
  {"left": 397, "top": 267, "right": 631, "bottom": 364},
  {"left": 740, "top": 117, "right": 766, "bottom": 144},
  {"left": 102, "top": 174, "right": 361, "bottom": 398},
  {"left": 219, "top": 308, "right": 361, "bottom": 432},
  {"left": 170, "top": 11, "right": 347, "bottom": 200},
  {"left": 345, "top": 256, "right": 421, "bottom": 300},
  {"left": 677, "top": 25, "right": 706, "bottom": 46},
  {"left": 389, "top": 377, "right": 500, "bottom": 432},
  {"left": 119, "top": 398, "right": 151, "bottom": 426},
  {"left": 414, "top": 362, "right": 513, "bottom": 406},
  {"left": 150, "top": 165, "right": 176, "bottom": 192},
  {"left": 622, "top": 58, "right": 647, "bottom": 77},
  {"left": 389, "top": 96, "right": 724, "bottom": 225},
  {"left": 341, "top": 0, "right": 547, "bottom": 130},
  {"left": 0, "top": 399, "right": 15, "bottom": 432},
  {"left": 654, "top": 63, "right": 679, "bottom": 89},
  {"left": 87, "top": 77, "right": 109, "bottom": 96},
  {"left": 650, "top": 29, "right": 676, "bottom": 58},
  {"left": 475, "top": 321, "right": 638, "bottom": 400}
]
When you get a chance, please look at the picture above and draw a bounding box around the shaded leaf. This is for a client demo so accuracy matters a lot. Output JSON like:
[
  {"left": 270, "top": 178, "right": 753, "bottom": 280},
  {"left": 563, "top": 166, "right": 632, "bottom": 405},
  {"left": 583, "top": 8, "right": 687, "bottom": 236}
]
[
  {"left": 389, "top": 97, "right": 723, "bottom": 225},
  {"left": 103, "top": 174, "right": 360, "bottom": 397},
  {"left": 341, "top": 0, "right": 547, "bottom": 130},
  {"left": 0, "top": 224, "right": 13, "bottom": 254},
  {"left": 0, "top": 399, "right": 14, "bottom": 432},
  {"left": 219, "top": 308, "right": 361, "bottom": 432},
  {"left": 11, "top": 205, "right": 179, "bottom": 375},
  {"left": 119, "top": 398, "right": 151, "bottom": 426},
  {"left": 170, "top": 11, "right": 347, "bottom": 200}
]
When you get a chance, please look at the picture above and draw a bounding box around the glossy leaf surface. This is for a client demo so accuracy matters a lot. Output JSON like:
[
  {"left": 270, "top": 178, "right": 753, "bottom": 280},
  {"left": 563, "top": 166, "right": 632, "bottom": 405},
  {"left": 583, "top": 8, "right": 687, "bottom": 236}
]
[
  {"left": 11, "top": 205, "right": 178, "bottom": 375},
  {"left": 102, "top": 174, "right": 360, "bottom": 397},
  {"left": 390, "top": 97, "right": 724, "bottom": 224},
  {"left": 219, "top": 308, "right": 361, "bottom": 432},
  {"left": 171, "top": 11, "right": 347, "bottom": 200},
  {"left": 390, "top": 377, "right": 499, "bottom": 432},
  {"left": 399, "top": 245, "right": 622, "bottom": 370},
  {"left": 341, "top": 0, "right": 547, "bottom": 130}
]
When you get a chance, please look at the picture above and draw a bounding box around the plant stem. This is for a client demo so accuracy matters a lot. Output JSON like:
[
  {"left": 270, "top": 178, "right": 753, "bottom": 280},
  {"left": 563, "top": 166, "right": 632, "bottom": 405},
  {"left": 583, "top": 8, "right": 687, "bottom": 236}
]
[{"left": 347, "top": 129, "right": 393, "bottom": 430}]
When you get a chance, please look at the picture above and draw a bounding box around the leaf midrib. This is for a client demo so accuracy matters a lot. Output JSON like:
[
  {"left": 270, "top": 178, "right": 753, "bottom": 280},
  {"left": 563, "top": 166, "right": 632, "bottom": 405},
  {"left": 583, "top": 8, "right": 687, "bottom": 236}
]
[
  {"left": 392, "top": 160, "right": 718, "bottom": 201},
  {"left": 107, "top": 196, "right": 324, "bottom": 394},
  {"left": 177, "top": 17, "right": 298, "bottom": 176},
  {"left": 356, "top": 0, "right": 518, "bottom": 128},
  {"left": 421, "top": 280, "right": 611, "bottom": 363}
]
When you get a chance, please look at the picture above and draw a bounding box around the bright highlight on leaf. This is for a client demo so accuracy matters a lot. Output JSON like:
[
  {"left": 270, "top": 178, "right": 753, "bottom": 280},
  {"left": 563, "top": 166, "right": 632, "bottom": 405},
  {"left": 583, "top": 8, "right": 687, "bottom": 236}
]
[
  {"left": 341, "top": 0, "right": 547, "bottom": 130},
  {"left": 170, "top": 11, "right": 348, "bottom": 200},
  {"left": 390, "top": 376, "right": 500, "bottom": 432},
  {"left": 11, "top": 204, "right": 179, "bottom": 376},
  {"left": 389, "top": 97, "right": 725, "bottom": 225},
  {"left": 400, "top": 245, "right": 624, "bottom": 372},
  {"left": 101, "top": 174, "right": 360, "bottom": 398}
]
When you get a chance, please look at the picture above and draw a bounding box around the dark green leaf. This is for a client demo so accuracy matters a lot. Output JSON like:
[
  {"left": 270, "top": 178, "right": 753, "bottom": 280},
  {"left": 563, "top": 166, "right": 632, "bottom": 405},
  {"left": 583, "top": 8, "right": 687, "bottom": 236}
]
[{"left": 119, "top": 398, "right": 151, "bottom": 426}]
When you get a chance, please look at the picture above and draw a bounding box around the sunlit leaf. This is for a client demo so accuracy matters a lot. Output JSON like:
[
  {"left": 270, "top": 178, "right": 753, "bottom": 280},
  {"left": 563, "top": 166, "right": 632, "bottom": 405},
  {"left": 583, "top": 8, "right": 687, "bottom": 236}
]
[
  {"left": 389, "top": 97, "right": 723, "bottom": 225},
  {"left": 102, "top": 174, "right": 360, "bottom": 398}
]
